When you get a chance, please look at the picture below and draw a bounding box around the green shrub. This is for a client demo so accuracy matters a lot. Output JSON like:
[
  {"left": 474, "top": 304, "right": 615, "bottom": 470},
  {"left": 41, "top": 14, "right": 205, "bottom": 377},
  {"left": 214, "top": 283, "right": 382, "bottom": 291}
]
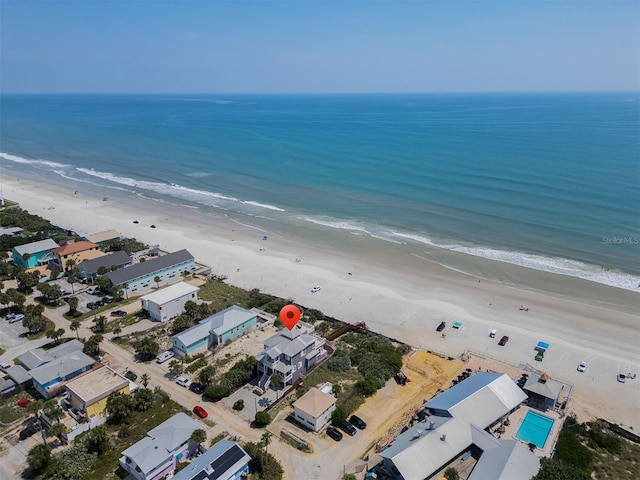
[
  {"left": 331, "top": 404, "right": 348, "bottom": 424},
  {"left": 354, "top": 377, "right": 381, "bottom": 396},
  {"left": 185, "top": 358, "right": 207, "bottom": 374},
  {"left": 554, "top": 425, "right": 593, "bottom": 475},
  {"left": 254, "top": 411, "right": 271, "bottom": 427},
  {"left": 327, "top": 351, "right": 351, "bottom": 372},
  {"left": 233, "top": 399, "right": 244, "bottom": 411},
  {"left": 203, "top": 385, "right": 231, "bottom": 402}
]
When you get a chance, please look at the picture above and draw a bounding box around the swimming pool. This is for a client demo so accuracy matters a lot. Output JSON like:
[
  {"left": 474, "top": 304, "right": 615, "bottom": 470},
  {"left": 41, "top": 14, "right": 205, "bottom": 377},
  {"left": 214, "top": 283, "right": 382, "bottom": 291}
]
[{"left": 515, "top": 410, "right": 555, "bottom": 449}]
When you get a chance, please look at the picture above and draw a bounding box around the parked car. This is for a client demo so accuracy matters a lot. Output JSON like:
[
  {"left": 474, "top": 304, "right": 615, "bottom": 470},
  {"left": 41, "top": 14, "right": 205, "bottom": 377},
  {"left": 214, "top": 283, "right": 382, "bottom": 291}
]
[
  {"left": 0, "top": 362, "right": 11, "bottom": 372},
  {"left": 86, "top": 302, "right": 98, "bottom": 310},
  {"left": 94, "top": 300, "right": 105, "bottom": 307},
  {"left": 311, "top": 285, "right": 322, "bottom": 293},
  {"left": 102, "top": 297, "right": 113, "bottom": 304},
  {"left": 19, "top": 422, "right": 41, "bottom": 440},
  {"left": 436, "top": 321, "right": 446, "bottom": 332},
  {"left": 124, "top": 371, "right": 138, "bottom": 381},
  {"left": 176, "top": 376, "right": 191, "bottom": 388},
  {"left": 349, "top": 415, "right": 367, "bottom": 430},
  {"left": 110, "top": 310, "right": 127, "bottom": 317},
  {"left": 498, "top": 336, "right": 509, "bottom": 346},
  {"left": 193, "top": 405, "right": 208, "bottom": 418},
  {"left": 156, "top": 351, "right": 174, "bottom": 363},
  {"left": 86, "top": 288, "right": 98, "bottom": 295},
  {"left": 8, "top": 314, "right": 25, "bottom": 323},
  {"left": 61, "top": 290, "right": 71, "bottom": 296},
  {"left": 326, "top": 426, "right": 343, "bottom": 441},
  {"left": 489, "top": 329, "right": 497, "bottom": 338},
  {"left": 617, "top": 373, "right": 627, "bottom": 383},
  {"left": 17, "top": 398, "right": 33, "bottom": 408},
  {"left": 339, "top": 420, "right": 357, "bottom": 436},
  {"left": 189, "top": 382, "right": 205, "bottom": 394},
  {"left": 577, "top": 362, "right": 587, "bottom": 372}
]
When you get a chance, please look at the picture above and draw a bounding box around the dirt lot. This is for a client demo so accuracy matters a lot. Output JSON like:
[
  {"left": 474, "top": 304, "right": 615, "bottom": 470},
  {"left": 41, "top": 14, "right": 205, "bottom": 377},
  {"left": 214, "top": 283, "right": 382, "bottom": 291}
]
[{"left": 361, "top": 350, "right": 464, "bottom": 450}]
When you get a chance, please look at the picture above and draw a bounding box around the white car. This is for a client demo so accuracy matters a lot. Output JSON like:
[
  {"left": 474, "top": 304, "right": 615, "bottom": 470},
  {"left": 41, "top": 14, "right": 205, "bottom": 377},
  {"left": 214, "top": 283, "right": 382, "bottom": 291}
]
[
  {"left": 8, "top": 314, "right": 25, "bottom": 324},
  {"left": 175, "top": 376, "right": 191, "bottom": 388},
  {"left": 577, "top": 362, "right": 587, "bottom": 372},
  {"left": 311, "top": 285, "right": 321, "bottom": 293}
]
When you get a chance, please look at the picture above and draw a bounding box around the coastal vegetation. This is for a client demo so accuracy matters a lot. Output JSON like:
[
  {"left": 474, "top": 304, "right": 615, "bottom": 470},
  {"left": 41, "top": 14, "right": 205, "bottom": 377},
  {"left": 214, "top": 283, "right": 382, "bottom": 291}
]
[{"left": 533, "top": 416, "right": 640, "bottom": 480}]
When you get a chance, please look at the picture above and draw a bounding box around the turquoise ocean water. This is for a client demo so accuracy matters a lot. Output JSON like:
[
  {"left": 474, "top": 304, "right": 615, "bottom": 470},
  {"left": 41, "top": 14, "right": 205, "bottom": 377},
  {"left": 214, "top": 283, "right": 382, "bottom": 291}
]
[{"left": 1, "top": 93, "right": 639, "bottom": 289}]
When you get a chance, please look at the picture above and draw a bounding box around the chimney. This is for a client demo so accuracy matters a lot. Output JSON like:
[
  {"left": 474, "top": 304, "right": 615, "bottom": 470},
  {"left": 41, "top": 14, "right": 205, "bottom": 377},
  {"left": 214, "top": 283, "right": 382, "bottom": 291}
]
[{"left": 440, "top": 434, "right": 447, "bottom": 441}]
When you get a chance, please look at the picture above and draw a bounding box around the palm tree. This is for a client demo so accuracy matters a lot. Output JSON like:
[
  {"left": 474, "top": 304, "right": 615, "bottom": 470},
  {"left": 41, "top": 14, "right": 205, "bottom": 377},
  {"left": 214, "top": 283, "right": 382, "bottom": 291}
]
[
  {"left": 67, "top": 296, "right": 79, "bottom": 315},
  {"left": 261, "top": 431, "right": 272, "bottom": 472},
  {"left": 154, "top": 276, "right": 161, "bottom": 289},
  {"left": 70, "top": 319, "right": 81, "bottom": 339},
  {"left": 54, "top": 328, "right": 65, "bottom": 343},
  {"left": 189, "top": 429, "right": 206, "bottom": 455},
  {"left": 48, "top": 421, "right": 67, "bottom": 443},
  {"left": 112, "top": 325, "right": 122, "bottom": 338},
  {"left": 123, "top": 283, "right": 129, "bottom": 299},
  {"left": 65, "top": 258, "right": 76, "bottom": 273},
  {"left": 140, "top": 373, "right": 150, "bottom": 387}
]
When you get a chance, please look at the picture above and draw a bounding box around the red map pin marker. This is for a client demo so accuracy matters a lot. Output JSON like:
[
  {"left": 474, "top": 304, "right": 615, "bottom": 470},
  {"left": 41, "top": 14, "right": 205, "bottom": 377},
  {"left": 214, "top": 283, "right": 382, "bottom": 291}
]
[{"left": 280, "top": 305, "right": 301, "bottom": 330}]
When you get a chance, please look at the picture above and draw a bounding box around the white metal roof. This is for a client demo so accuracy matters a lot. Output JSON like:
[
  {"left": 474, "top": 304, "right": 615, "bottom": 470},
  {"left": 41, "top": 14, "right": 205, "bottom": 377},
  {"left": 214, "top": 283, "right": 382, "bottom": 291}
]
[
  {"left": 141, "top": 282, "right": 199, "bottom": 305},
  {"left": 13, "top": 238, "right": 59, "bottom": 256}
]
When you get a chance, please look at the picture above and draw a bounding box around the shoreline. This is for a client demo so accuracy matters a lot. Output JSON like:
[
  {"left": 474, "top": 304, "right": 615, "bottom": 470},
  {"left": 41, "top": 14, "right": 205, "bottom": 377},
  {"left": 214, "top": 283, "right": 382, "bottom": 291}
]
[{"left": 2, "top": 173, "right": 639, "bottom": 430}]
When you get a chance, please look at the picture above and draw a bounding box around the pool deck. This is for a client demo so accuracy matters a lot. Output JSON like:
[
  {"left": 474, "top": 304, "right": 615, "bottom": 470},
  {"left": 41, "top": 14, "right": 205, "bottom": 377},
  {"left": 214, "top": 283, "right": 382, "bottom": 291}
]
[{"left": 488, "top": 405, "right": 564, "bottom": 457}]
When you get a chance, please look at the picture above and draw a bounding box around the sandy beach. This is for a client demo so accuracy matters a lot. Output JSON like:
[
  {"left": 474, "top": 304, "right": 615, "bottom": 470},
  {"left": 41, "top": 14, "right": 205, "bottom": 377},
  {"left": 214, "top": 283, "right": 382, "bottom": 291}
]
[{"left": 3, "top": 174, "right": 639, "bottom": 430}]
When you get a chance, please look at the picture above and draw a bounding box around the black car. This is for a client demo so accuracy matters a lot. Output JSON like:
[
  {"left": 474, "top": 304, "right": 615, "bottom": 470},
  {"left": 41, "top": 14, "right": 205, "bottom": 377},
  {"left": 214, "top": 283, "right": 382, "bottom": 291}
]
[
  {"left": 110, "top": 310, "right": 127, "bottom": 317},
  {"left": 19, "top": 422, "right": 41, "bottom": 440},
  {"left": 349, "top": 415, "right": 367, "bottom": 430},
  {"left": 86, "top": 302, "right": 98, "bottom": 310},
  {"left": 339, "top": 420, "right": 357, "bottom": 436},
  {"left": 95, "top": 300, "right": 105, "bottom": 307},
  {"left": 326, "top": 426, "right": 343, "bottom": 441},
  {"left": 102, "top": 297, "right": 113, "bottom": 304},
  {"left": 189, "top": 382, "right": 205, "bottom": 394},
  {"left": 436, "top": 321, "right": 446, "bottom": 332}
]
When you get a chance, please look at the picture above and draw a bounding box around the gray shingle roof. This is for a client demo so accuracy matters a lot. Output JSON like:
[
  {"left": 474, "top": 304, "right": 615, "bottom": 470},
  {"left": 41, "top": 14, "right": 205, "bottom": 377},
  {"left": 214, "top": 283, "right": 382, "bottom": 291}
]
[
  {"left": 104, "top": 249, "right": 194, "bottom": 286},
  {"left": 78, "top": 250, "right": 131, "bottom": 275},
  {"left": 121, "top": 412, "right": 204, "bottom": 475}
]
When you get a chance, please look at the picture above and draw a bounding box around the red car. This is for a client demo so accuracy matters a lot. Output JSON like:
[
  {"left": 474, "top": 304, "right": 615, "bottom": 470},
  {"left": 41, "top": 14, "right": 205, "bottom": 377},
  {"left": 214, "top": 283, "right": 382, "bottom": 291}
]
[
  {"left": 17, "top": 398, "right": 33, "bottom": 408},
  {"left": 193, "top": 405, "right": 208, "bottom": 418},
  {"left": 498, "top": 336, "right": 509, "bottom": 346}
]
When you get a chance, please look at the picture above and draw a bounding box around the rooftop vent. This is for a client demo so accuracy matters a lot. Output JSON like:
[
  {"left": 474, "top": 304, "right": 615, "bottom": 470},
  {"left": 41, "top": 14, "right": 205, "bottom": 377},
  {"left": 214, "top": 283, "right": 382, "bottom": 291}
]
[
  {"left": 429, "top": 420, "right": 436, "bottom": 430},
  {"left": 440, "top": 433, "right": 447, "bottom": 442},
  {"left": 413, "top": 429, "right": 423, "bottom": 439},
  {"left": 204, "top": 465, "right": 214, "bottom": 475}
]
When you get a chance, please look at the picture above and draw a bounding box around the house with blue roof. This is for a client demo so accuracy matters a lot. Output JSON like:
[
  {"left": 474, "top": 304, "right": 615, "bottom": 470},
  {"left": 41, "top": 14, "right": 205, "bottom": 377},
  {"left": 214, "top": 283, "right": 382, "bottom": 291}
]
[
  {"left": 11, "top": 238, "right": 59, "bottom": 268},
  {"left": 171, "top": 306, "right": 257, "bottom": 357},
  {"left": 172, "top": 440, "right": 251, "bottom": 480},
  {"left": 119, "top": 412, "right": 205, "bottom": 480}
]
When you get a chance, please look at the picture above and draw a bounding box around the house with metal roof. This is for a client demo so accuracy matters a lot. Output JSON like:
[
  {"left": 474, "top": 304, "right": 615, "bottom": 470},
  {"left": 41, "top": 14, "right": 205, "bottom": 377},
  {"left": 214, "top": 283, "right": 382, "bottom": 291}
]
[
  {"left": 29, "top": 351, "right": 95, "bottom": 399},
  {"left": 171, "top": 305, "right": 257, "bottom": 357},
  {"left": 141, "top": 282, "right": 200, "bottom": 323},
  {"left": 83, "top": 229, "right": 121, "bottom": 246},
  {"left": 257, "top": 321, "right": 326, "bottom": 390},
  {"left": 17, "top": 339, "right": 84, "bottom": 371},
  {"left": 11, "top": 238, "right": 59, "bottom": 268},
  {"left": 77, "top": 250, "right": 132, "bottom": 282},
  {"left": 522, "top": 373, "right": 564, "bottom": 411},
  {"left": 0, "top": 226, "right": 24, "bottom": 236},
  {"left": 104, "top": 249, "right": 195, "bottom": 295},
  {"left": 171, "top": 440, "right": 251, "bottom": 480},
  {"left": 119, "top": 412, "right": 205, "bottom": 480},
  {"left": 53, "top": 240, "right": 103, "bottom": 270},
  {"left": 292, "top": 386, "right": 336, "bottom": 432},
  {"left": 380, "top": 372, "right": 533, "bottom": 480},
  {"left": 467, "top": 438, "right": 540, "bottom": 480}
]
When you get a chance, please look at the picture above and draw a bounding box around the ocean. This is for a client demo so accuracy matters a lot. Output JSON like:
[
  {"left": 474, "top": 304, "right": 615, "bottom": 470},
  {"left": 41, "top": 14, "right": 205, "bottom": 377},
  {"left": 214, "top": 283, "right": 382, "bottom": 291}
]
[{"left": 1, "top": 93, "right": 639, "bottom": 290}]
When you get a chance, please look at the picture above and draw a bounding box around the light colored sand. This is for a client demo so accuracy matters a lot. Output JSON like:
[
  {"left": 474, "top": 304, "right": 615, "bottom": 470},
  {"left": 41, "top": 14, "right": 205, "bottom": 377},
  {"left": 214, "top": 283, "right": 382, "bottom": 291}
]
[{"left": 3, "top": 174, "right": 639, "bottom": 430}]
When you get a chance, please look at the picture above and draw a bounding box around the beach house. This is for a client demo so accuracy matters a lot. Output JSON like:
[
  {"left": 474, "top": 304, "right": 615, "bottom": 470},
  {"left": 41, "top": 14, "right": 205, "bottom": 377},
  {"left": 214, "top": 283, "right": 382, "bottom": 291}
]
[
  {"left": 53, "top": 240, "right": 103, "bottom": 270},
  {"left": 141, "top": 281, "right": 200, "bottom": 323},
  {"left": 11, "top": 238, "right": 59, "bottom": 268},
  {"left": 171, "top": 305, "right": 257, "bottom": 357},
  {"left": 76, "top": 250, "right": 132, "bottom": 282},
  {"left": 83, "top": 229, "right": 121, "bottom": 247},
  {"left": 292, "top": 386, "right": 336, "bottom": 432},
  {"left": 103, "top": 249, "right": 195, "bottom": 294},
  {"left": 171, "top": 440, "right": 251, "bottom": 480},
  {"left": 119, "top": 412, "right": 205, "bottom": 480},
  {"left": 256, "top": 321, "right": 327, "bottom": 389},
  {"left": 29, "top": 351, "right": 96, "bottom": 399},
  {"left": 379, "top": 372, "right": 537, "bottom": 480}
]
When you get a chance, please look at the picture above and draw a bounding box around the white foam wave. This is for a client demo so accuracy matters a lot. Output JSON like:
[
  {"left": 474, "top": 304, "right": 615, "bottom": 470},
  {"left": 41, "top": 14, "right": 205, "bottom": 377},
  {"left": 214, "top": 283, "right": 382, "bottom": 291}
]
[
  {"left": 299, "top": 216, "right": 370, "bottom": 233},
  {"left": 242, "top": 200, "right": 285, "bottom": 212},
  {"left": 0, "top": 151, "right": 69, "bottom": 169}
]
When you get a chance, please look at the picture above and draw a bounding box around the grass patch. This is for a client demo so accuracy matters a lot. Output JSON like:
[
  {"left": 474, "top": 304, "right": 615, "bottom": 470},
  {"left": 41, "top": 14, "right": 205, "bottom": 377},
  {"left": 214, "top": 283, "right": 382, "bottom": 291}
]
[
  {"left": 89, "top": 390, "right": 187, "bottom": 479},
  {"left": 197, "top": 281, "right": 275, "bottom": 312},
  {"left": 0, "top": 405, "right": 27, "bottom": 424},
  {"left": 209, "top": 431, "right": 230, "bottom": 446},
  {"left": 25, "top": 319, "right": 56, "bottom": 340},
  {"left": 0, "top": 347, "right": 5, "bottom": 356}
]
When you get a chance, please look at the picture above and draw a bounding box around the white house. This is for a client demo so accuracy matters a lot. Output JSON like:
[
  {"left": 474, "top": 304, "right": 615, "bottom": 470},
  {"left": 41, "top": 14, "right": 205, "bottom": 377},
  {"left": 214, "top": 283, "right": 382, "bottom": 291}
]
[
  {"left": 292, "top": 387, "right": 336, "bottom": 432},
  {"left": 141, "top": 282, "right": 200, "bottom": 323}
]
